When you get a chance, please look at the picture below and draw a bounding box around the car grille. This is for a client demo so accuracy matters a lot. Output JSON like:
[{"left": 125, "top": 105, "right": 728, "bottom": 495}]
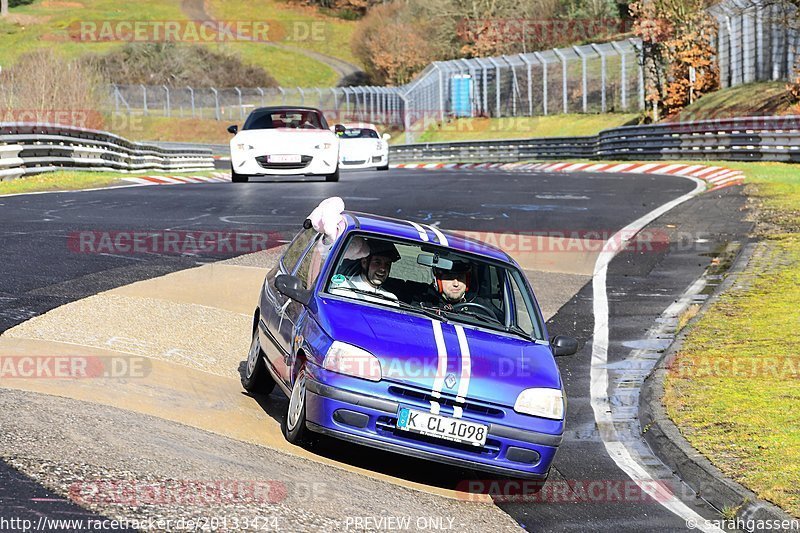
[
  {"left": 375, "top": 415, "right": 501, "bottom": 456},
  {"left": 255, "top": 155, "right": 312, "bottom": 170},
  {"left": 388, "top": 386, "right": 505, "bottom": 418},
  {"left": 342, "top": 159, "right": 367, "bottom": 166}
]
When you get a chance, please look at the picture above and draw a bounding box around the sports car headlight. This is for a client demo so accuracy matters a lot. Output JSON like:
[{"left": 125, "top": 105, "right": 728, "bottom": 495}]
[
  {"left": 514, "top": 388, "right": 564, "bottom": 419},
  {"left": 235, "top": 143, "right": 254, "bottom": 151},
  {"left": 314, "top": 143, "right": 334, "bottom": 150},
  {"left": 323, "top": 341, "right": 382, "bottom": 382}
]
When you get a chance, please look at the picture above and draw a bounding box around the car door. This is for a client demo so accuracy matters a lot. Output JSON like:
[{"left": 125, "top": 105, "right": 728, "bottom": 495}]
[
  {"left": 273, "top": 236, "right": 325, "bottom": 383},
  {"left": 261, "top": 228, "right": 316, "bottom": 384}
]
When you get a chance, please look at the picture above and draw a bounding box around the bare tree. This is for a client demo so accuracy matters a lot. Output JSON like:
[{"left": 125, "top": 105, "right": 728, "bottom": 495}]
[{"left": 1, "top": 0, "right": 9, "bottom": 17}]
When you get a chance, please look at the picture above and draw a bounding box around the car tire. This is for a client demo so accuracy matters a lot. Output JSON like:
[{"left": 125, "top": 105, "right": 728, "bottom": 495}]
[
  {"left": 241, "top": 328, "right": 276, "bottom": 395},
  {"left": 231, "top": 166, "right": 249, "bottom": 183},
  {"left": 324, "top": 167, "right": 340, "bottom": 182},
  {"left": 377, "top": 163, "right": 389, "bottom": 171},
  {"left": 283, "top": 364, "right": 310, "bottom": 445}
]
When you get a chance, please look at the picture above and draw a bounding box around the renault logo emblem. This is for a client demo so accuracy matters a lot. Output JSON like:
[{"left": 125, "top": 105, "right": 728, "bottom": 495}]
[{"left": 444, "top": 373, "right": 457, "bottom": 389}]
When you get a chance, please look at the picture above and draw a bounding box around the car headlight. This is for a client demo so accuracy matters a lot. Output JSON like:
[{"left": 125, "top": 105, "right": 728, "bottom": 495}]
[
  {"left": 315, "top": 143, "right": 334, "bottom": 150},
  {"left": 323, "top": 341, "right": 382, "bottom": 381},
  {"left": 235, "top": 143, "right": 254, "bottom": 151},
  {"left": 514, "top": 388, "right": 564, "bottom": 419}
]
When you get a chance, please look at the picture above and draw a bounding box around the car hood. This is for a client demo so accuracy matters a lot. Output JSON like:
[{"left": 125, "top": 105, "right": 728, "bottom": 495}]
[
  {"left": 233, "top": 129, "right": 338, "bottom": 152},
  {"left": 316, "top": 296, "right": 562, "bottom": 407},
  {"left": 340, "top": 139, "right": 382, "bottom": 156}
]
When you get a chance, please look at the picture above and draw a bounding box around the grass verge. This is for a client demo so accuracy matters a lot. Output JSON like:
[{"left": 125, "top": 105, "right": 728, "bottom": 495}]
[
  {"left": 414, "top": 114, "right": 638, "bottom": 143},
  {"left": 0, "top": 169, "right": 216, "bottom": 196},
  {"left": 660, "top": 160, "right": 800, "bottom": 518}
]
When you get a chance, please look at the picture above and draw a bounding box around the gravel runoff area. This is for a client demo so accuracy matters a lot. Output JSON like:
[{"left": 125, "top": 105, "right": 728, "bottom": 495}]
[
  {"left": 0, "top": 388, "right": 521, "bottom": 532},
  {"left": 3, "top": 249, "right": 285, "bottom": 380}
]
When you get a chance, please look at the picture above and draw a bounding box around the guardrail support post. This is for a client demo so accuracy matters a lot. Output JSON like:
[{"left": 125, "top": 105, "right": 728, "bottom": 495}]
[
  {"left": 297, "top": 87, "right": 305, "bottom": 105},
  {"left": 519, "top": 54, "right": 533, "bottom": 117},
  {"left": 257, "top": 87, "right": 265, "bottom": 108},
  {"left": 278, "top": 87, "right": 286, "bottom": 105},
  {"left": 573, "top": 47, "right": 588, "bottom": 113}
]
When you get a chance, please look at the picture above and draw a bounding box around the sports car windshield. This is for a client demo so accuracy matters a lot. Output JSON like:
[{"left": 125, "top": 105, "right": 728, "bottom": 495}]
[
  {"left": 340, "top": 128, "right": 379, "bottom": 139},
  {"left": 243, "top": 109, "right": 327, "bottom": 130},
  {"left": 323, "top": 234, "right": 546, "bottom": 341}
]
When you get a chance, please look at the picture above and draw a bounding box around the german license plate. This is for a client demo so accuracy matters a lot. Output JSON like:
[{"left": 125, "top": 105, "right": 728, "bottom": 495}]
[
  {"left": 268, "top": 154, "right": 301, "bottom": 163},
  {"left": 396, "top": 407, "right": 487, "bottom": 446}
]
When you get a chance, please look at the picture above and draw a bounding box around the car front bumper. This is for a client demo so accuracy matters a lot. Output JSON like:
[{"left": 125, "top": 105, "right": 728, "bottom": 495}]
[
  {"left": 304, "top": 375, "right": 559, "bottom": 480},
  {"left": 231, "top": 151, "right": 338, "bottom": 176}
]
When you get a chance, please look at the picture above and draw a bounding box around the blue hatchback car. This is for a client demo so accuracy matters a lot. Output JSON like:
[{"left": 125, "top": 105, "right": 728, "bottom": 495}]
[{"left": 243, "top": 210, "right": 578, "bottom": 480}]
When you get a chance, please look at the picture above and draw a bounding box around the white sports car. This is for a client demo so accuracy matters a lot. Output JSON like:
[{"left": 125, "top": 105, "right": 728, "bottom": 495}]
[
  {"left": 228, "top": 106, "right": 341, "bottom": 182},
  {"left": 335, "top": 123, "right": 390, "bottom": 171}
]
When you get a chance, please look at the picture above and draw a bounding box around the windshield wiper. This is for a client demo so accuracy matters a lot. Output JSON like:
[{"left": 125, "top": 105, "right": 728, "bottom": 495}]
[{"left": 505, "top": 325, "right": 535, "bottom": 342}]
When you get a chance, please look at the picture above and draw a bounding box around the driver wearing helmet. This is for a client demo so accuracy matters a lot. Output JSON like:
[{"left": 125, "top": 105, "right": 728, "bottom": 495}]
[{"left": 417, "top": 261, "right": 497, "bottom": 320}]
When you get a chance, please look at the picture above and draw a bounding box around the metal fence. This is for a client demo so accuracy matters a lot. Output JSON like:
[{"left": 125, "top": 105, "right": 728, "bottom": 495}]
[
  {"left": 107, "top": 1, "right": 799, "bottom": 144},
  {"left": 109, "top": 36, "right": 645, "bottom": 143},
  {"left": 712, "top": 0, "right": 799, "bottom": 88}
]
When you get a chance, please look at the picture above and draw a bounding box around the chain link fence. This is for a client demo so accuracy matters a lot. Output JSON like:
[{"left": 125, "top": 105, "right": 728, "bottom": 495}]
[
  {"left": 107, "top": 1, "right": 799, "bottom": 145},
  {"left": 712, "top": 0, "right": 799, "bottom": 88}
]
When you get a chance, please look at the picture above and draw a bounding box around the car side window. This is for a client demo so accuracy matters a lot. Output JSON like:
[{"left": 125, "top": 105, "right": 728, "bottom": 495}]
[
  {"left": 509, "top": 272, "right": 543, "bottom": 340},
  {"left": 281, "top": 228, "right": 316, "bottom": 272},
  {"left": 295, "top": 237, "right": 324, "bottom": 290}
]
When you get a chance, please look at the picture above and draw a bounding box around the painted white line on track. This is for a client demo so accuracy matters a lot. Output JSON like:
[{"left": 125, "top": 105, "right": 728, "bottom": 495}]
[{"left": 590, "top": 175, "right": 723, "bottom": 533}]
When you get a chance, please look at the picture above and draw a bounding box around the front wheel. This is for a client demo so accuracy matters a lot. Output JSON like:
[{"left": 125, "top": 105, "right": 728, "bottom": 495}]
[
  {"left": 324, "top": 167, "right": 340, "bottom": 182},
  {"left": 231, "top": 165, "right": 249, "bottom": 183},
  {"left": 242, "top": 329, "right": 275, "bottom": 394},
  {"left": 377, "top": 163, "right": 389, "bottom": 171},
  {"left": 283, "top": 365, "right": 309, "bottom": 444}
]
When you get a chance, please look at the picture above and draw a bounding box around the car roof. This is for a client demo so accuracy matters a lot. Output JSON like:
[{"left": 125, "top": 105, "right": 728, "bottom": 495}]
[{"left": 342, "top": 211, "right": 511, "bottom": 263}]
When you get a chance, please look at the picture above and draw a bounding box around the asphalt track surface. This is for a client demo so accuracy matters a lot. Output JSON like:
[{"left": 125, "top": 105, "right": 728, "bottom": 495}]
[{"left": 0, "top": 168, "right": 749, "bottom": 531}]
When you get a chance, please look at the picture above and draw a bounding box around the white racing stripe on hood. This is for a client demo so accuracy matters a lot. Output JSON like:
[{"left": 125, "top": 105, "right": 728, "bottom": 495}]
[
  {"left": 453, "top": 325, "right": 471, "bottom": 418},
  {"left": 426, "top": 224, "right": 449, "bottom": 246},
  {"left": 408, "top": 221, "right": 430, "bottom": 242},
  {"left": 431, "top": 319, "right": 448, "bottom": 412}
]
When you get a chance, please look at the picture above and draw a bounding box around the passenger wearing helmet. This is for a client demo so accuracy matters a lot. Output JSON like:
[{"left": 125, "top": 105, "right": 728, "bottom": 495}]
[{"left": 330, "top": 239, "right": 401, "bottom": 304}]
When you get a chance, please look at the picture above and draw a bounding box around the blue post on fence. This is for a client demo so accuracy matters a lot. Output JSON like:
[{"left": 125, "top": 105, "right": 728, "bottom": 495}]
[{"left": 450, "top": 74, "right": 473, "bottom": 118}]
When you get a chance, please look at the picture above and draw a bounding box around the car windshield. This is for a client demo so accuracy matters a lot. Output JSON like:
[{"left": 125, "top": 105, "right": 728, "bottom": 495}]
[
  {"left": 243, "top": 109, "right": 326, "bottom": 130},
  {"left": 340, "top": 128, "right": 379, "bottom": 139},
  {"left": 323, "top": 234, "right": 545, "bottom": 341}
]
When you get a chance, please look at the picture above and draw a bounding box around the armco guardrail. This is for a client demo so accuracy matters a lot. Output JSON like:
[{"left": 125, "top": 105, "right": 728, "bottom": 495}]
[
  {"left": 0, "top": 123, "right": 214, "bottom": 180},
  {"left": 390, "top": 116, "right": 800, "bottom": 164}
]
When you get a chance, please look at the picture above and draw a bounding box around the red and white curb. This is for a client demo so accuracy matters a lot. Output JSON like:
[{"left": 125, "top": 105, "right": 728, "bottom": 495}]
[
  {"left": 391, "top": 161, "right": 745, "bottom": 192},
  {"left": 122, "top": 172, "right": 229, "bottom": 186}
]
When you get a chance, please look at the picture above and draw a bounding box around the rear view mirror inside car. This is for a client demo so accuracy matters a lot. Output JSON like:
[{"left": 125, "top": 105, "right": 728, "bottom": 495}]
[{"left": 417, "top": 253, "right": 453, "bottom": 270}]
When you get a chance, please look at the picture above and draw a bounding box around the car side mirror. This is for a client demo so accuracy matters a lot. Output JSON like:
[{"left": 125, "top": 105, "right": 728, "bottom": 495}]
[
  {"left": 550, "top": 335, "right": 578, "bottom": 356},
  {"left": 334, "top": 124, "right": 346, "bottom": 135},
  {"left": 382, "top": 133, "right": 391, "bottom": 141},
  {"left": 275, "top": 274, "right": 311, "bottom": 306},
  {"left": 227, "top": 124, "right": 238, "bottom": 134}
]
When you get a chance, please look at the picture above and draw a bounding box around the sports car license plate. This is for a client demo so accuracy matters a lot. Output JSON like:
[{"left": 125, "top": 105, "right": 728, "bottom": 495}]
[
  {"left": 396, "top": 407, "right": 487, "bottom": 447},
  {"left": 267, "top": 154, "right": 301, "bottom": 163}
]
